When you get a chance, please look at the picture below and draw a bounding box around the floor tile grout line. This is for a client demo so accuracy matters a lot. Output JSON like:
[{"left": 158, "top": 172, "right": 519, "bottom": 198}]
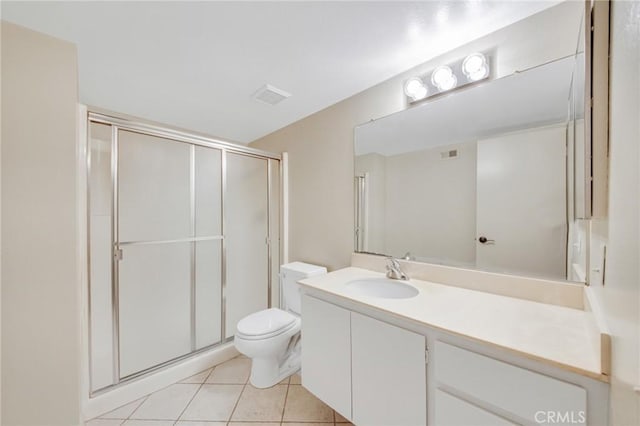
[
  {"left": 200, "top": 365, "right": 216, "bottom": 384},
  {"left": 124, "top": 394, "right": 150, "bottom": 422},
  {"left": 95, "top": 361, "right": 340, "bottom": 425},
  {"left": 126, "top": 376, "right": 204, "bottom": 422},
  {"left": 94, "top": 363, "right": 223, "bottom": 424},
  {"left": 180, "top": 366, "right": 215, "bottom": 385},
  {"left": 94, "top": 393, "right": 149, "bottom": 421},
  {"left": 173, "top": 379, "right": 208, "bottom": 424},
  {"left": 280, "top": 381, "right": 291, "bottom": 423},
  {"left": 226, "top": 378, "right": 249, "bottom": 423}
]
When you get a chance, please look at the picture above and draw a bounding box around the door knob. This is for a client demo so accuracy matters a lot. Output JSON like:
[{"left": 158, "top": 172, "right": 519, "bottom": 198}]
[{"left": 478, "top": 236, "right": 495, "bottom": 244}]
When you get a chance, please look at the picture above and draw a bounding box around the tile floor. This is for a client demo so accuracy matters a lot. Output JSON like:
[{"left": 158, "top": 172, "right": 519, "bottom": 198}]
[{"left": 87, "top": 356, "right": 353, "bottom": 426}]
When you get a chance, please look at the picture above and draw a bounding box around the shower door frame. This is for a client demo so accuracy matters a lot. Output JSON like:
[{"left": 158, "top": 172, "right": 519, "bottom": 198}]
[{"left": 87, "top": 110, "right": 282, "bottom": 395}]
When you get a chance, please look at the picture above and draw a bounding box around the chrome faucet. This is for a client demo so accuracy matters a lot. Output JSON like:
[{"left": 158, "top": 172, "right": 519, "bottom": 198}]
[{"left": 386, "top": 256, "right": 409, "bottom": 280}]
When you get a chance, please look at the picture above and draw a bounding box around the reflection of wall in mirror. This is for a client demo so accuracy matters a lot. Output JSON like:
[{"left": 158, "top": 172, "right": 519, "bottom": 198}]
[
  {"left": 386, "top": 141, "right": 477, "bottom": 265},
  {"left": 355, "top": 122, "right": 567, "bottom": 280},
  {"left": 567, "top": 118, "right": 588, "bottom": 281},
  {"left": 567, "top": 218, "right": 589, "bottom": 282},
  {"left": 355, "top": 140, "right": 477, "bottom": 265},
  {"left": 476, "top": 124, "right": 567, "bottom": 280}
]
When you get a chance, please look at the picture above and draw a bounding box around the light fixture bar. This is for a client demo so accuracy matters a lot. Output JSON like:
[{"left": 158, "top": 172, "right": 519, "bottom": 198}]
[{"left": 404, "top": 52, "right": 491, "bottom": 104}]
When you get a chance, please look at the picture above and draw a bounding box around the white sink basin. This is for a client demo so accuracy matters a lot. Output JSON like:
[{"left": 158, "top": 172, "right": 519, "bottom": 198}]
[{"left": 344, "top": 278, "right": 419, "bottom": 299}]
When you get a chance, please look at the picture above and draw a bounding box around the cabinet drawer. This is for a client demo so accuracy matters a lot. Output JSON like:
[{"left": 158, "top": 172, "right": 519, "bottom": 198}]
[
  {"left": 435, "top": 389, "right": 517, "bottom": 426},
  {"left": 435, "top": 341, "right": 586, "bottom": 425}
]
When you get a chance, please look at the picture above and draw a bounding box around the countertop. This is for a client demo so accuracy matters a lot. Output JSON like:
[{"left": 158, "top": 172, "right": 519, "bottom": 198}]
[{"left": 299, "top": 267, "right": 607, "bottom": 382}]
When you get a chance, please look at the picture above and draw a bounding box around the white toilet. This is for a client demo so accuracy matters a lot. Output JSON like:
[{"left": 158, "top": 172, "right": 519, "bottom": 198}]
[{"left": 234, "top": 262, "right": 327, "bottom": 388}]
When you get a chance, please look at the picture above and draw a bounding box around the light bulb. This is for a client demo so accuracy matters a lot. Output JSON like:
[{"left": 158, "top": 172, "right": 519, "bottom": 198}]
[
  {"left": 404, "top": 77, "right": 428, "bottom": 101},
  {"left": 431, "top": 66, "right": 457, "bottom": 91},
  {"left": 462, "top": 53, "right": 489, "bottom": 81},
  {"left": 467, "top": 66, "right": 489, "bottom": 81}
]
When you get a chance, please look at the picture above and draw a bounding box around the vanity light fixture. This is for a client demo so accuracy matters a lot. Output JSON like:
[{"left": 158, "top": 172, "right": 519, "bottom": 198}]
[
  {"left": 404, "top": 51, "right": 491, "bottom": 104},
  {"left": 431, "top": 65, "right": 457, "bottom": 91},
  {"left": 404, "top": 77, "right": 428, "bottom": 101},
  {"left": 462, "top": 52, "right": 489, "bottom": 81}
]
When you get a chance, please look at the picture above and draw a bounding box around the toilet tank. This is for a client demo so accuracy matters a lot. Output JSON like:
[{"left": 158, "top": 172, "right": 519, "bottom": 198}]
[{"left": 280, "top": 262, "right": 327, "bottom": 315}]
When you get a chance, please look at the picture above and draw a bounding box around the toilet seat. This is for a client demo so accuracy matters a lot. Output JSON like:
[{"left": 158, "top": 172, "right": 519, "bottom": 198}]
[{"left": 236, "top": 308, "right": 299, "bottom": 341}]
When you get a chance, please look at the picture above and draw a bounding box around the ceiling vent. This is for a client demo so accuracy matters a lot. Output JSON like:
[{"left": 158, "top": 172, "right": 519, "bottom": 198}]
[{"left": 252, "top": 84, "right": 291, "bottom": 106}]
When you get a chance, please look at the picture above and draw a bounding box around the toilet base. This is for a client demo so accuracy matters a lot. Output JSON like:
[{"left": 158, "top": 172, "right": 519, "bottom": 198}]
[
  {"left": 249, "top": 341, "right": 301, "bottom": 388},
  {"left": 250, "top": 359, "right": 299, "bottom": 388}
]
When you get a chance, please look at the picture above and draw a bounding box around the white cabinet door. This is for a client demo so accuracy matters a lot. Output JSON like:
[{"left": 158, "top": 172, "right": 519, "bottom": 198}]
[
  {"left": 301, "top": 295, "right": 352, "bottom": 419},
  {"left": 351, "top": 312, "right": 426, "bottom": 426}
]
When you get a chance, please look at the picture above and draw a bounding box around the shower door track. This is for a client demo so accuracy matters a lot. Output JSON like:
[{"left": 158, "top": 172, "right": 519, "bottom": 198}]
[{"left": 90, "top": 336, "right": 236, "bottom": 397}]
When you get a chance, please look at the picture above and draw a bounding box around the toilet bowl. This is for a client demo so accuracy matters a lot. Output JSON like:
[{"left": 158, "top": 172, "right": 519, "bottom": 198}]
[
  {"left": 234, "top": 262, "right": 326, "bottom": 388},
  {"left": 234, "top": 308, "right": 302, "bottom": 388}
]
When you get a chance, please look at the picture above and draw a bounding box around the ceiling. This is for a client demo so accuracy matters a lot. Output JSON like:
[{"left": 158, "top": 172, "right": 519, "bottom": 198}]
[
  {"left": 355, "top": 56, "right": 575, "bottom": 157},
  {"left": 2, "top": 1, "right": 559, "bottom": 144}
]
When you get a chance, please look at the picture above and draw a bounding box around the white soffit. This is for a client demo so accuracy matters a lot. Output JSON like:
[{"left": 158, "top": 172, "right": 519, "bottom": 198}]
[{"left": 2, "top": 1, "right": 560, "bottom": 144}]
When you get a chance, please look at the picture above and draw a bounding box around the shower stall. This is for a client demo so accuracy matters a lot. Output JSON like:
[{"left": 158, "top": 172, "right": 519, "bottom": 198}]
[{"left": 87, "top": 112, "right": 281, "bottom": 394}]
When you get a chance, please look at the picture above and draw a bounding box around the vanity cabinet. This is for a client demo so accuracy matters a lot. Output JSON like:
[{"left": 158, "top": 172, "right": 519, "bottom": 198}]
[
  {"left": 301, "top": 291, "right": 607, "bottom": 426},
  {"left": 301, "top": 295, "right": 427, "bottom": 424}
]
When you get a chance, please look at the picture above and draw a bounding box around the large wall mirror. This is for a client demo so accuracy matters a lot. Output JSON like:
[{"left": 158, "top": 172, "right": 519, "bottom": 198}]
[{"left": 354, "top": 10, "right": 588, "bottom": 282}]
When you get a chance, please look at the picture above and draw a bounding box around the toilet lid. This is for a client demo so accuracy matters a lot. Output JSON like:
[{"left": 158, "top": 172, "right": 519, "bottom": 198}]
[{"left": 236, "top": 308, "right": 297, "bottom": 337}]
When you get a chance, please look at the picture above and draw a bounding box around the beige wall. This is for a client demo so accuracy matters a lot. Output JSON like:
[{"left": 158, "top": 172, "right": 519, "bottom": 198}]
[
  {"left": 1, "top": 22, "right": 81, "bottom": 425},
  {"left": 589, "top": 1, "right": 640, "bottom": 424},
  {"left": 250, "top": 1, "right": 582, "bottom": 271}
]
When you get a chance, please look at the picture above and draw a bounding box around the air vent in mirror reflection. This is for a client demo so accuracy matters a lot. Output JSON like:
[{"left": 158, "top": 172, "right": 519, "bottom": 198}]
[{"left": 440, "top": 149, "right": 459, "bottom": 159}]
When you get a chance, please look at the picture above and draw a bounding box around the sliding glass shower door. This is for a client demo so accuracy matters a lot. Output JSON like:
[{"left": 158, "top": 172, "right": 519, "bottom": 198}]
[
  {"left": 88, "top": 114, "right": 280, "bottom": 393},
  {"left": 117, "top": 130, "right": 223, "bottom": 377},
  {"left": 194, "top": 147, "right": 224, "bottom": 349},
  {"left": 225, "top": 153, "right": 269, "bottom": 338},
  {"left": 117, "top": 130, "right": 192, "bottom": 377}
]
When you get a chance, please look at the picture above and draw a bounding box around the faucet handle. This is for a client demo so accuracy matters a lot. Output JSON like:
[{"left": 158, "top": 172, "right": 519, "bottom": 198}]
[{"left": 386, "top": 256, "right": 400, "bottom": 269}]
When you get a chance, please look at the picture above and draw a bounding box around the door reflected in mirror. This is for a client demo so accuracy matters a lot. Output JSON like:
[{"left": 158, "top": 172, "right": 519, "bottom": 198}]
[{"left": 354, "top": 53, "right": 588, "bottom": 282}]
